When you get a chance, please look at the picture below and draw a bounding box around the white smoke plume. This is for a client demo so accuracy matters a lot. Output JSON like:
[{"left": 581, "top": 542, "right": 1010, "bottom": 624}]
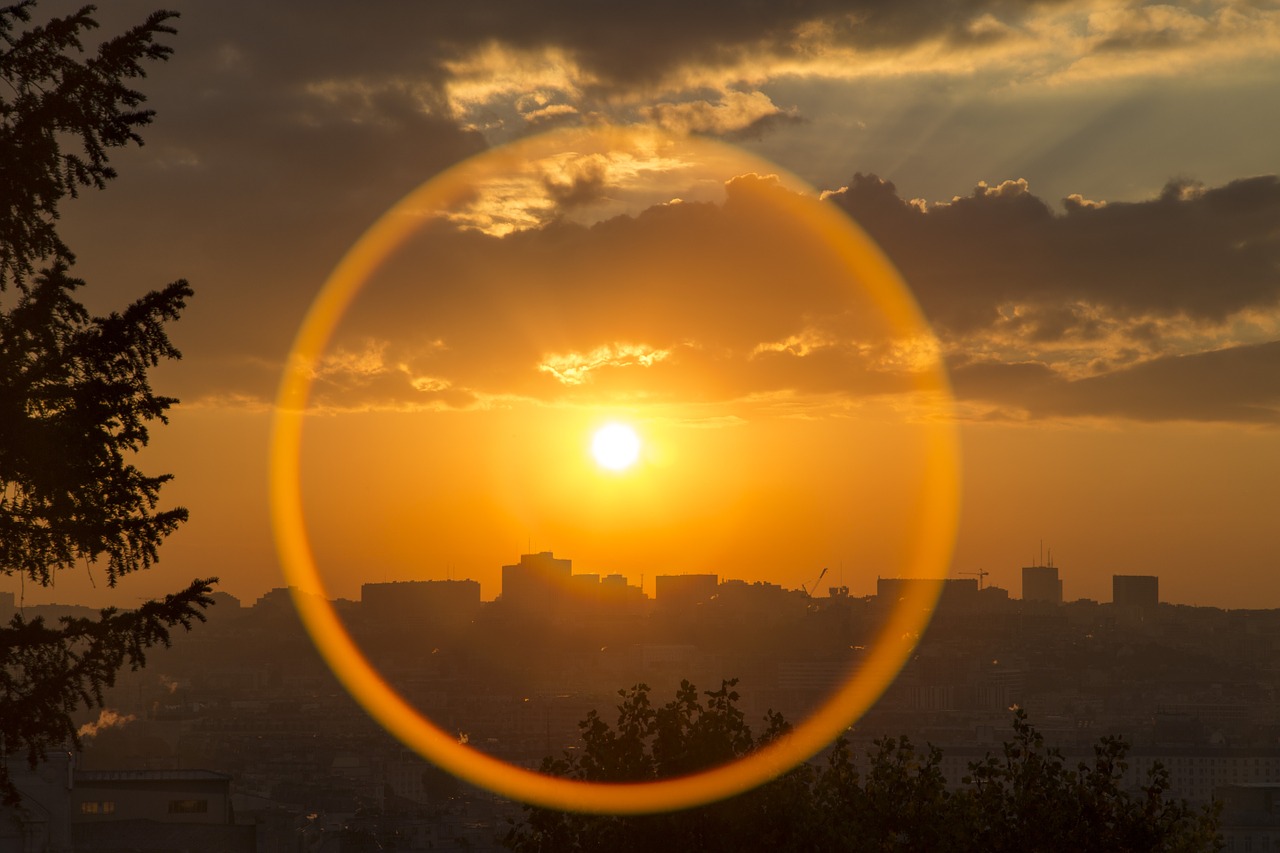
[{"left": 77, "top": 708, "right": 136, "bottom": 738}]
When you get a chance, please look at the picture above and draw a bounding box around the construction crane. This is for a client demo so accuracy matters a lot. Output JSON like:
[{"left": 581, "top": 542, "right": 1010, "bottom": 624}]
[
  {"left": 959, "top": 568, "right": 989, "bottom": 590},
  {"left": 801, "top": 567, "right": 829, "bottom": 599}
]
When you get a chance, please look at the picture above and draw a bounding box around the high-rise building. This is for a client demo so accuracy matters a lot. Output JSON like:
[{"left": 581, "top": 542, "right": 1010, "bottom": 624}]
[
  {"left": 1113, "top": 574, "right": 1158, "bottom": 609},
  {"left": 1022, "top": 565, "right": 1063, "bottom": 604},
  {"left": 501, "top": 551, "right": 572, "bottom": 612}
]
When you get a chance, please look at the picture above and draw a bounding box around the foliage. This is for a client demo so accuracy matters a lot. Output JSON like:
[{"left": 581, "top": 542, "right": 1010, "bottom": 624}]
[
  {"left": 0, "top": 262, "right": 192, "bottom": 585},
  {"left": 0, "top": 579, "right": 215, "bottom": 804},
  {"left": 505, "top": 686, "right": 1222, "bottom": 853},
  {"left": 960, "top": 708, "right": 1223, "bottom": 853},
  {"left": 1, "top": 1, "right": 177, "bottom": 287},
  {"left": 507, "top": 680, "right": 808, "bottom": 853},
  {"left": 0, "top": 1, "right": 215, "bottom": 802}
]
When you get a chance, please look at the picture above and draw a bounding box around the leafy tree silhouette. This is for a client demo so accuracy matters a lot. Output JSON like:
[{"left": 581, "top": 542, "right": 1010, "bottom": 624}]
[
  {"left": 1, "top": 1, "right": 214, "bottom": 802},
  {"left": 505, "top": 685, "right": 1222, "bottom": 852},
  {"left": 959, "top": 708, "right": 1222, "bottom": 853},
  {"left": 506, "top": 679, "right": 807, "bottom": 853}
]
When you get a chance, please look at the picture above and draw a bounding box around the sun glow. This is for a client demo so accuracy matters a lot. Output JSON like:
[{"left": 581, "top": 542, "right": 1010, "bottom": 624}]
[
  {"left": 591, "top": 423, "right": 641, "bottom": 471},
  {"left": 274, "top": 125, "right": 960, "bottom": 814}
]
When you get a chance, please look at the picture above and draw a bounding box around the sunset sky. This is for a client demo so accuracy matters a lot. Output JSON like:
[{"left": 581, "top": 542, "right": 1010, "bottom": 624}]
[{"left": 11, "top": 0, "right": 1279, "bottom": 610}]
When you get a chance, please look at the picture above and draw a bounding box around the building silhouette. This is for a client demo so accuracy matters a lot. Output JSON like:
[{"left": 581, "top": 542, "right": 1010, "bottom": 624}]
[
  {"left": 2, "top": 755, "right": 251, "bottom": 852},
  {"left": 654, "top": 574, "right": 718, "bottom": 616},
  {"left": 877, "top": 577, "right": 977, "bottom": 607},
  {"left": 500, "top": 551, "right": 572, "bottom": 613},
  {"left": 361, "top": 579, "right": 480, "bottom": 628},
  {"left": 1113, "top": 574, "right": 1158, "bottom": 609},
  {"left": 1022, "top": 565, "right": 1063, "bottom": 604}
]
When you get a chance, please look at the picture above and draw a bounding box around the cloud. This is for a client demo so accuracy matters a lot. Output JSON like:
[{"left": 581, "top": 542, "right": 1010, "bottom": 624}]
[
  {"left": 306, "top": 342, "right": 391, "bottom": 384},
  {"left": 135, "top": 144, "right": 1277, "bottom": 429},
  {"left": 825, "top": 172, "right": 1280, "bottom": 422},
  {"left": 828, "top": 172, "right": 1280, "bottom": 330},
  {"left": 1055, "top": 0, "right": 1280, "bottom": 83},
  {"left": 642, "top": 91, "right": 800, "bottom": 138},
  {"left": 1059, "top": 341, "right": 1280, "bottom": 423},
  {"left": 417, "top": 0, "right": 1280, "bottom": 128},
  {"left": 267, "top": 169, "right": 946, "bottom": 416},
  {"left": 437, "top": 143, "right": 700, "bottom": 236},
  {"left": 161, "top": 153, "right": 1279, "bottom": 427},
  {"left": 41, "top": 4, "right": 1275, "bottom": 426},
  {"left": 542, "top": 158, "right": 610, "bottom": 210},
  {"left": 539, "top": 344, "right": 673, "bottom": 386},
  {"left": 89, "top": 0, "right": 1279, "bottom": 178},
  {"left": 953, "top": 341, "right": 1280, "bottom": 424}
]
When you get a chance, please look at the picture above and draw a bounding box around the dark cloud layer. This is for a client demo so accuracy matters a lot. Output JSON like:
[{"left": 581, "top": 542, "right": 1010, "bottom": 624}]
[
  {"left": 33, "top": 2, "right": 1280, "bottom": 429},
  {"left": 828, "top": 173, "right": 1280, "bottom": 333},
  {"left": 278, "top": 169, "right": 1280, "bottom": 426},
  {"left": 152, "top": 1, "right": 1023, "bottom": 89},
  {"left": 825, "top": 175, "right": 1280, "bottom": 423},
  {"left": 305, "top": 176, "right": 920, "bottom": 413},
  {"left": 952, "top": 341, "right": 1280, "bottom": 424}
]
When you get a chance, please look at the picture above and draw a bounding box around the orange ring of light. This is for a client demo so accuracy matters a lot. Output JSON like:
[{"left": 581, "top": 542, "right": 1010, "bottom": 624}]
[{"left": 270, "top": 125, "right": 960, "bottom": 814}]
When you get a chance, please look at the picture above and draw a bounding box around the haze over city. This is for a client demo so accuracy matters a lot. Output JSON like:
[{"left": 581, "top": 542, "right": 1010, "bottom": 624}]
[{"left": 4, "top": 0, "right": 1278, "bottom": 613}]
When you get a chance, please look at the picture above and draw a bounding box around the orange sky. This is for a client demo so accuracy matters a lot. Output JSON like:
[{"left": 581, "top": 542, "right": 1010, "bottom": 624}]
[
  {"left": 264, "top": 129, "right": 959, "bottom": 605},
  {"left": 7, "top": 1, "right": 1280, "bottom": 611}
]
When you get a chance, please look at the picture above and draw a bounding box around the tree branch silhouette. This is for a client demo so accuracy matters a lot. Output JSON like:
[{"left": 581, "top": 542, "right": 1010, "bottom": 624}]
[{"left": 0, "top": 1, "right": 215, "bottom": 801}]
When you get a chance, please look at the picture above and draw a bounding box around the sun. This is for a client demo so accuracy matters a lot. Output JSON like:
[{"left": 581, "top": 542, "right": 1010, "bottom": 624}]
[{"left": 591, "top": 423, "right": 641, "bottom": 471}]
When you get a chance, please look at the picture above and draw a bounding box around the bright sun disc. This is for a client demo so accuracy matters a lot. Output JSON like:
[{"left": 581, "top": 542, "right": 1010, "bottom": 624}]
[{"left": 592, "top": 423, "right": 641, "bottom": 470}]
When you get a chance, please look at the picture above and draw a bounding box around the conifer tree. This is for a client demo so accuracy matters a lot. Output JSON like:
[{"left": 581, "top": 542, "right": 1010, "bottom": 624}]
[{"left": 0, "top": 1, "right": 214, "bottom": 802}]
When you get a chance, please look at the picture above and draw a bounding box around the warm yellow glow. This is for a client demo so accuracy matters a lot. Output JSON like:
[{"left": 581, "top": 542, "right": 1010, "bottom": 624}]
[
  {"left": 591, "top": 423, "right": 640, "bottom": 471},
  {"left": 270, "top": 124, "right": 961, "bottom": 815}
]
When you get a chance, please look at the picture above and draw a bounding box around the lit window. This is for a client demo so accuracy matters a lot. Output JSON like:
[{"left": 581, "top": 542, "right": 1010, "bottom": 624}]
[
  {"left": 79, "top": 801, "right": 114, "bottom": 815},
  {"left": 167, "top": 799, "right": 209, "bottom": 814}
]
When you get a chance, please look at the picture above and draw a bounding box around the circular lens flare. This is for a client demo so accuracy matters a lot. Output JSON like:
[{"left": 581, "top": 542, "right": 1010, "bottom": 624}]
[
  {"left": 592, "top": 423, "right": 641, "bottom": 471},
  {"left": 270, "top": 124, "right": 960, "bottom": 815}
]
